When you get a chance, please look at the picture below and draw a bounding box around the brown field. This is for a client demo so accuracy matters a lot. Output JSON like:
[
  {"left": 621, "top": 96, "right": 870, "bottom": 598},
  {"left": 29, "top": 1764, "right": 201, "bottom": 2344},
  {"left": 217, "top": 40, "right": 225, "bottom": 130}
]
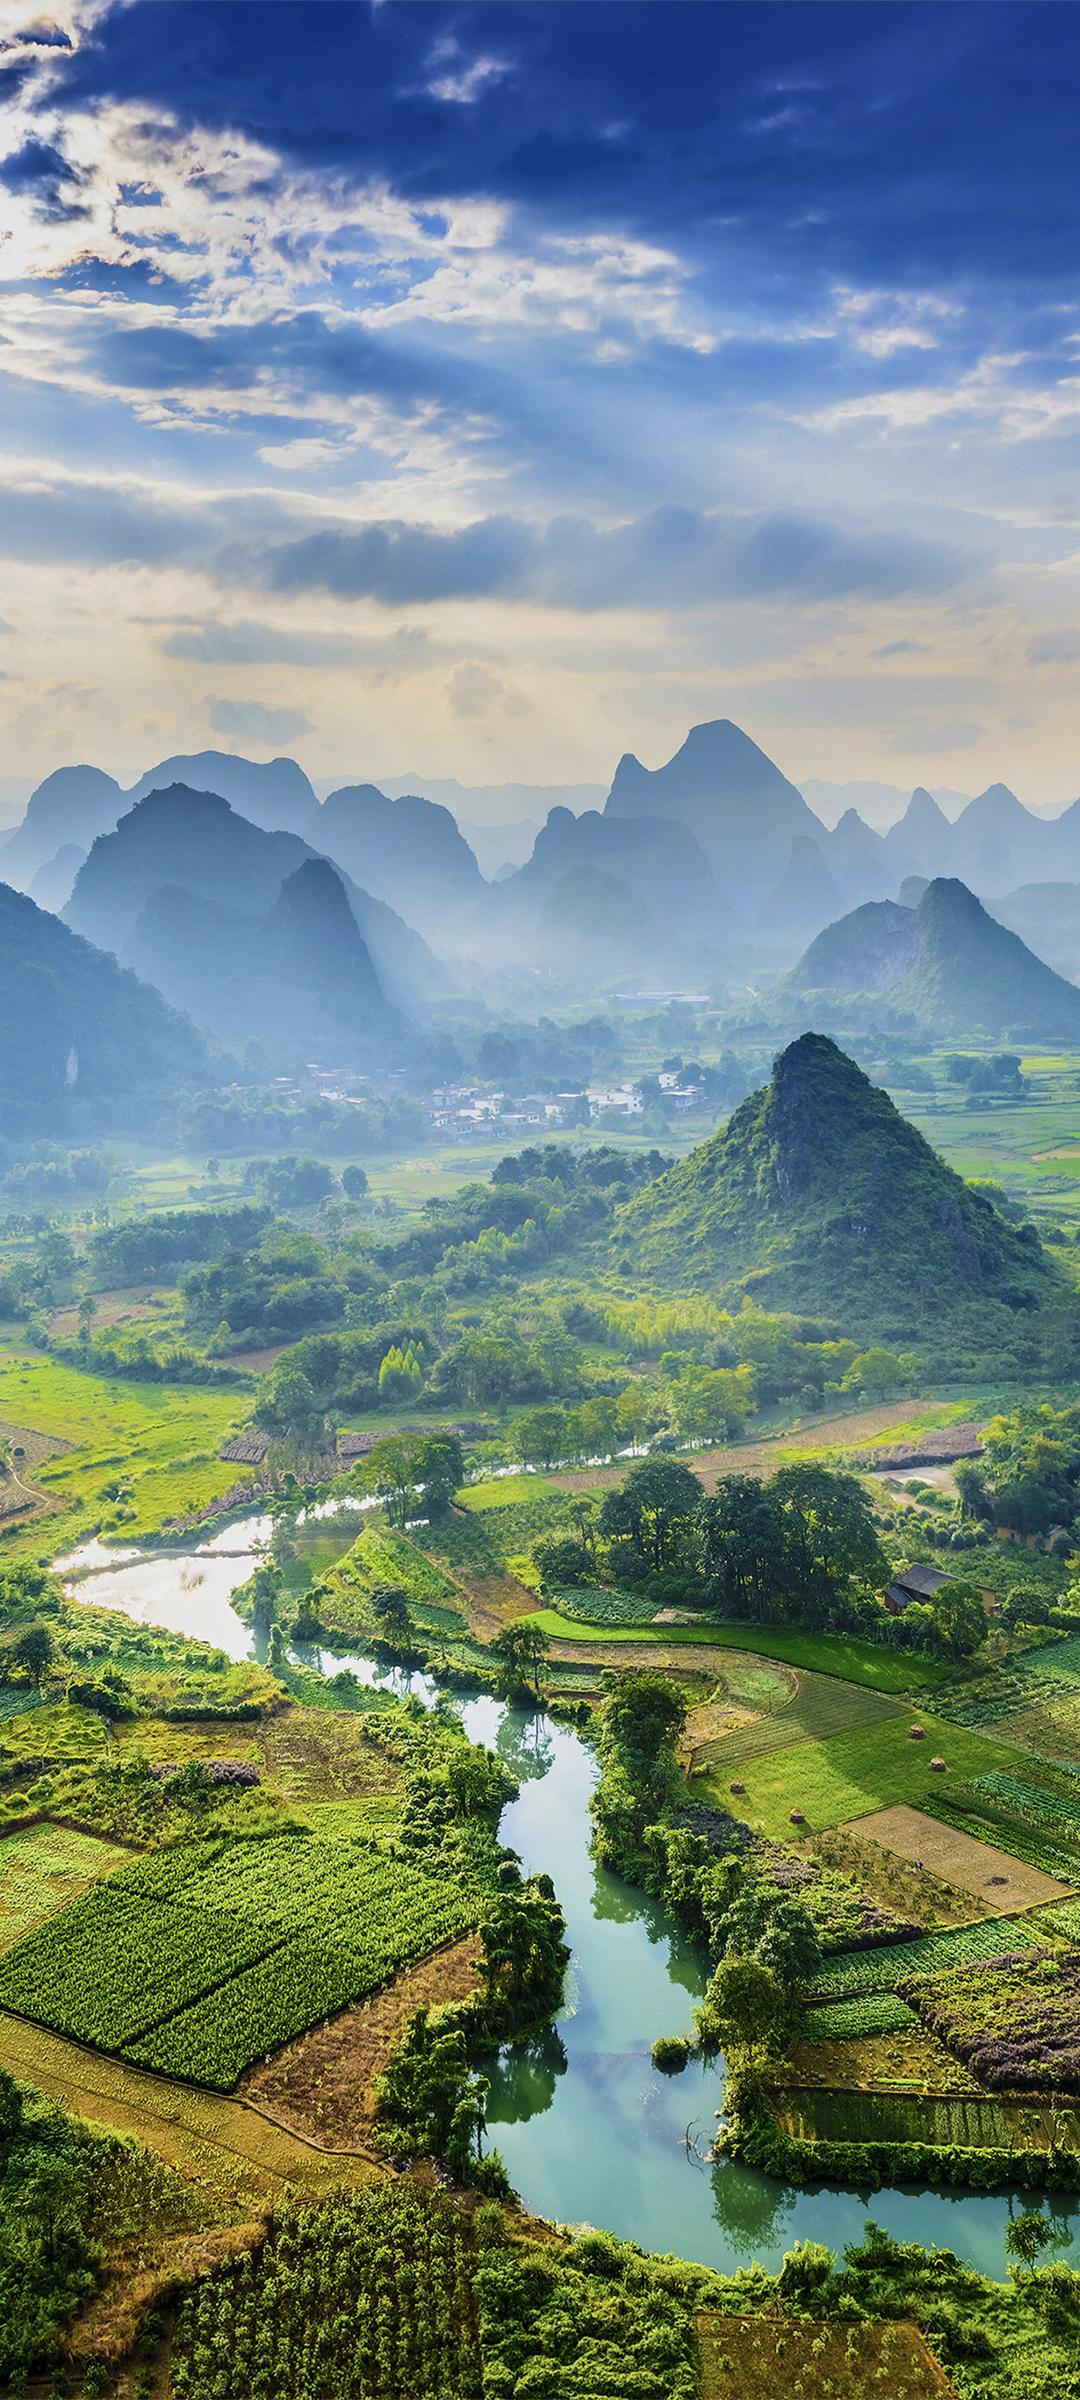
[
  {"left": 807, "top": 1823, "right": 984, "bottom": 1927},
  {"left": 241, "top": 1933, "right": 483, "bottom": 2146},
  {"left": 695, "top": 2313, "right": 954, "bottom": 2399},
  {"left": 788, "top": 2024, "right": 982, "bottom": 2094},
  {"left": 0, "top": 2009, "right": 375, "bottom": 2211},
  {"left": 49, "top": 1284, "right": 174, "bottom": 1340},
  {"left": 849, "top": 1802, "right": 1076, "bottom": 1909}
]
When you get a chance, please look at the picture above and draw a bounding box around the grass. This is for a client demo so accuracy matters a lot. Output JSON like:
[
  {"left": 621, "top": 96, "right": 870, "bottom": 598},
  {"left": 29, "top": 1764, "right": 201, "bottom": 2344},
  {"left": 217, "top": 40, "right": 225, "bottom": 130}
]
[
  {"left": 523, "top": 1607, "right": 948, "bottom": 1691},
  {"left": 458, "top": 1473, "right": 562, "bottom": 1510},
  {"left": 0, "top": 1350, "right": 245, "bottom": 1554},
  {"left": 0, "top": 1819, "right": 130, "bottom": 1946},
  {"left": 723, "top": 1712, "right": 1031, "bottom": 1840}
]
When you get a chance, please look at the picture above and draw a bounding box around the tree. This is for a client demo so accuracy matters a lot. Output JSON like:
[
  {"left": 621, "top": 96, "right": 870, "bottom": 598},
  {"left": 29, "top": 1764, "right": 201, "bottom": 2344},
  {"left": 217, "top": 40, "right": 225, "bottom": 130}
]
[
  {"left": 926, "top": 1577, "right": 987, "bottom": 1659},
  {"left": 698, "top": 1476, "right": 788, "bottom": 1622},
  {"left": 696, "top": 1952, "right": 788, "bottom": 2068},
  {"left": 479, "top": 1877, "right": 569, "bottom": 2025},
  {"left": 770, "top": 1462, "right": 882, "bottom": 1616},
  {"left": 599, "top": 1673, "right": 686, "bottom": 1797},
  {"left": 7, "top": 1623, "right": 55, "bottom": 1689},
  {"left": 76, "top": 1292, "right": 97, "bottom": 1347},
  {"left": 598, "top": 1457, "right": 703, "bottom": 1574},
  {"left": 370, "top": 1584, "right": 411, "bottom": 1639},
  {"left": 341, "top": 1163, "right": 369, "bottom": 1201},
  {"left": 954, "top": 1460, "right": 995, "bottom": 1522},
  {"left": 1006, "top": 2209, "right": 1056, "bottom": 2279},
  {"left": 513, "top": 1408, "right": 567, "bottom": 1469},
  {"left": 363, "top": 1431, "right": 463, "bottom": 1529},
  {"left": 841, "top": 1346, "right": 906, "bottom": 1402},
  {"left": 374, "top": 2006, "right": 490, "bottom": 2178},
  {"left": 493, "top": 1620, "right": 549, "bottom": 1699}
]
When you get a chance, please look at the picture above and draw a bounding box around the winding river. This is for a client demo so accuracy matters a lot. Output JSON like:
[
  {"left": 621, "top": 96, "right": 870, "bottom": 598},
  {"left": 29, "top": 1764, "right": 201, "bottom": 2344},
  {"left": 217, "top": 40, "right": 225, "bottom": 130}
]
[{"left": 58, "top": 1510, "right": 1080, "bottom": 2279}]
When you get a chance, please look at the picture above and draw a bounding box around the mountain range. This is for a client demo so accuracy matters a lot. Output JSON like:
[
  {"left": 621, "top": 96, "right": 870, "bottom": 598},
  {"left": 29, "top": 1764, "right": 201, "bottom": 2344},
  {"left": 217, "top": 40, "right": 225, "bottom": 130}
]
[
  {"left": 62, "top": 784, "right": 443, "bottom": 1018},
  {"left": 10, "top": 717, "right": 1080, "bottom": 1006}
]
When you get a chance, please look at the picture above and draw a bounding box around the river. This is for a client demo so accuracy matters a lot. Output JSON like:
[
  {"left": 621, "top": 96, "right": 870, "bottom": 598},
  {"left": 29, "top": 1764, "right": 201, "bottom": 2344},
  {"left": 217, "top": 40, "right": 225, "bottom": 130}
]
[{"left": 58, "top": 1510, "right": 1079, "bottom": 2278}]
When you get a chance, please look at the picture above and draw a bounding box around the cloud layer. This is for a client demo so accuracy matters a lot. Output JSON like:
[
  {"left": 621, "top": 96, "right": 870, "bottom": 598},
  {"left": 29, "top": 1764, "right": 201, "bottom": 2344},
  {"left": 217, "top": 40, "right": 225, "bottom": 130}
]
[{"left": 1, "top": 0, "right": 1079, "bottom": 794}]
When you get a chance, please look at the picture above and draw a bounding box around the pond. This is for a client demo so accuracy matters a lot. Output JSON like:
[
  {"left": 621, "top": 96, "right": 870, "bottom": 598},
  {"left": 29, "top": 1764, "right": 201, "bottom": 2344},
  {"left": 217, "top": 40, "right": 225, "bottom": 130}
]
[{"left": 59, "top": 1513, "right": 1080, "bottom": 2279}]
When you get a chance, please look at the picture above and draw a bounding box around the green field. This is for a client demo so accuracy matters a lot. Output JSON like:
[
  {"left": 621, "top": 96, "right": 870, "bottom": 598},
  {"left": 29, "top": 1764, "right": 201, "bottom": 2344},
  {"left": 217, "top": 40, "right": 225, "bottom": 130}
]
[
  {"left": 0, "top": 1350, "right": 246, "bottom": 1553},
  {"left": 0, "top": 1829, "right": 479, "bottom": 2090},
  {"left": 0, "top": 1819, "right": 130, "bottom": 1946},
  {"left": 525, "top": 1607, "right": 948, "bottom": 1691},
  {"left": 719, "top": 1711, "right": 1030, "bottom": 1840}
]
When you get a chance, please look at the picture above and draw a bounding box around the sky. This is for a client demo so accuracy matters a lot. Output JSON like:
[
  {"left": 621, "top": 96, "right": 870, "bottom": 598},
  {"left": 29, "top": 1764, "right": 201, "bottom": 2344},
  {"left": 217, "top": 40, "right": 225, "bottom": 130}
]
[{"left": 3, "top": 0, "right": 1080, "bottom": 803}]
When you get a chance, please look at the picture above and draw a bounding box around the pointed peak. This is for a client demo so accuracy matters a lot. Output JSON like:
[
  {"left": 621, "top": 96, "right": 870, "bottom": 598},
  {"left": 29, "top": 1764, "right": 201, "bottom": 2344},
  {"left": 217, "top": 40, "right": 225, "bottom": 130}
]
[{"left": 904, "top": 786, "right": 950, "bottom": 824}]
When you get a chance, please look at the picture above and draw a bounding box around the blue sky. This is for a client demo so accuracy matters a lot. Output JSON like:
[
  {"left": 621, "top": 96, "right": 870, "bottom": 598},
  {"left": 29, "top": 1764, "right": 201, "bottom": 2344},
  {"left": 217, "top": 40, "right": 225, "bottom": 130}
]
[{"left": 2, "top": 0, "right": 1080, "bottom": 797}]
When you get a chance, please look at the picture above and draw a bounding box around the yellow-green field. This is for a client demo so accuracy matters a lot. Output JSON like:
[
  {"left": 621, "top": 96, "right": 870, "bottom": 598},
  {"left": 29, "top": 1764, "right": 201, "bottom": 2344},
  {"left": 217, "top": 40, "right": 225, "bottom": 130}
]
[{"left": 0, "top": 1350, "right": 247, "bottom": 1554}]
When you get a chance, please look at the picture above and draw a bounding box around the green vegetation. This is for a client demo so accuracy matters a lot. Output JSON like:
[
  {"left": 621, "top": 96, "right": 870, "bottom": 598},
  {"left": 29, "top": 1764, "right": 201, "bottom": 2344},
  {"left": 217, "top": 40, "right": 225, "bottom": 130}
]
[
  {"left": 726, "top": 1712, "right": 1030, "bottom": 1839},
  {"left": 526, "top": 1607, "right": 945, "bottom": 1690},
  {"left": 799, "top": 1992, "right": 919, "bottom": 2040},
  {"left": 172, "top": 2184, "right": 481, "bottom": 2400},
  {"left": 0, "top": 1349, "right": 245, "bottom": 1548},
  {"left": 612, "top": 1033, "right": 1068, "bottom": 1368},
  {"left": 804, "top": 1918, "right": 1038, "bottom": 2001}
]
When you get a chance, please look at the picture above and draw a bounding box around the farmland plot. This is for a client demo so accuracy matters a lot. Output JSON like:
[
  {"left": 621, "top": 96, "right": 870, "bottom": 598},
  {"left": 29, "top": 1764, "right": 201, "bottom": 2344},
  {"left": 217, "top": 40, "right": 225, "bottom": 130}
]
[
  {"left": 0, "top": 1831, "right": 478, "bottom": 2089},
  {"left": 803, "top": 1915, "right": 1037, "bottom": 2001},
  {"left": 847, "top": 1803, "right": 1074, "bottom": 1911},
  {"left": 911, "top": 1944, "right": 1080, "bottom": 2092},
  {"left": 0, "top": 1819, "right": 130, "bottom": 1947},
  {"left": 695, "top": 2313, "right": 951, "bottom": 2400}
]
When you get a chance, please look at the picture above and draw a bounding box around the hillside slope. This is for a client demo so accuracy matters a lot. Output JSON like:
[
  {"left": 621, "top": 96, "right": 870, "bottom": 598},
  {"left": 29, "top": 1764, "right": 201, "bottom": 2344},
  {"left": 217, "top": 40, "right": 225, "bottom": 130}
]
[
  {"left": 0, "top": 881, "right": 210, "bottom": 1134},
  {"left": 612, "top": 1032, "right": 1064, "bottom": 1331},
  {"left": 125, "top": 858, "right": 402, "bottom": 1066},
  {"left": 783, "top": 876, "right": 1080, "bottom": 1040}
]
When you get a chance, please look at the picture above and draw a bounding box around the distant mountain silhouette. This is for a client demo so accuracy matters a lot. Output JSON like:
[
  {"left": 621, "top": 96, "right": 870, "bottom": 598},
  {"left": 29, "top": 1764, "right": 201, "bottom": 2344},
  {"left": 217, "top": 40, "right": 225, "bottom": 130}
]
[
  {"left": 64, "top": 785, "right": 444, "bottom": 1011},
  {"left": 783, "top": 876, "right": 1080, "bottom": 1040},
  {"left": 126, "top": 750, "right": 320, "bottom": 839},
  {"left": 605, "top": 718, "right": 817, "bottom": 916},
  {"left": 29, "top": 843, "right": 87, "bottom": 915},
  {"left": 2, "top": 766, "right": 122, "bottom": 887},
  {"left": 318, "top": 783, "right": 484, "bottom": 943},
  {"left": 991, "top": 883, "right": 1080, "bottom": 980},
  {"left": 0, "top": 881, "right": 209, "bottom": 1134},
  {"left": 125, "top": 858, "right": 401, "bottom": 1066},
  {"left": 612, "top": 1031, "right": 1063, "bottom": 1330}
]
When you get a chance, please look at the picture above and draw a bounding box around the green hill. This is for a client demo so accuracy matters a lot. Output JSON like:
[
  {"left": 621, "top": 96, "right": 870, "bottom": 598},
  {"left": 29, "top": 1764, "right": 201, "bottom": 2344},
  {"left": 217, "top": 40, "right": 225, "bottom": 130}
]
[
  {"left": 612, "top": 1031, "right": 1064, "bottom": 1337},
  {"left": 0, "top": 880, "right": 210, "bottom": 1135},
  {"left": 784, "top": 876, "right": 1080, "bottom": 1041}
]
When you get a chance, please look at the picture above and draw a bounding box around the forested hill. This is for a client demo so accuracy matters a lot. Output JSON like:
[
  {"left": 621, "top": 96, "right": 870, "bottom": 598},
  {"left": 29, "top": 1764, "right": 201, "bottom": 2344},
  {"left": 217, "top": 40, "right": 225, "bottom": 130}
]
[
  {"left": 0, "top": 881, "right": 211, "bottom": 1135},
  {"left": 611, "top": 1031, "right": 1068, "bottom": 1338},
  {"left": 784, "top": 876, "right": 1080, "bottom": 1042}
]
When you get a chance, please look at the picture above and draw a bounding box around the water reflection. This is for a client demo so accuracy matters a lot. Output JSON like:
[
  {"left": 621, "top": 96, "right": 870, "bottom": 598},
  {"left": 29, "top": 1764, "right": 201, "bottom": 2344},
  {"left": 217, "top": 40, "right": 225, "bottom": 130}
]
[
  {"left": 61, "top": 1510, "right": 1080, "bottom": 2280},
  {"left": 486, "top": 2024, "right": 568, "bottom": 2124}
]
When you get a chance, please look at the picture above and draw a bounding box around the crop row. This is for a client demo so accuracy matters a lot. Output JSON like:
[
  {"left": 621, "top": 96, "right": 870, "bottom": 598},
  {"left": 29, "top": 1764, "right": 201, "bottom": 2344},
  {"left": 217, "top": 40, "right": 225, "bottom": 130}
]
[
  {"left": 544, "top": 1585, "right": 659, "bottom": 1627},
  {"left": 171, "top": 2184, "right": 482, "bottom": 2400},
  {"left": 799, "top": 1992, "right": 918, "bottom": 2042},
  {"left": 0, "top": 1886, "right": 282, "bottom": 2048},
  {"left": 971, "top": 1769, "right": 1080, "bottom": 1832},
  {"left": 0, "top": 1832, "right": 477, "bottom": 2082},
  {"left": 921, "top": 1794, "right": 1080, "bottom": 1882},
  {"left": 802, "top": 1915, "right": 1037, "bottom": 2001}
]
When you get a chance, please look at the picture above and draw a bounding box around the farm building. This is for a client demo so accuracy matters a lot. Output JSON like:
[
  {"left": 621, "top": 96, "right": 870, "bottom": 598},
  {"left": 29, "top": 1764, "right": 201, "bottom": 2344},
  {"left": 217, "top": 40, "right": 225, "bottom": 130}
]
[{"left": 884, "top": 1562, "right": 994, "bottom": 1615}]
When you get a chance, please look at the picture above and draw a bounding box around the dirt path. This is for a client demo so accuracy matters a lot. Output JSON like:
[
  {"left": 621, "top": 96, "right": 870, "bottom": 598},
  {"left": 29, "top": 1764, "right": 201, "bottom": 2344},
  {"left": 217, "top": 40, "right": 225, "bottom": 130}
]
[{"left": 546, "top": 1399, "right": 952, "bottom": 1497}]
